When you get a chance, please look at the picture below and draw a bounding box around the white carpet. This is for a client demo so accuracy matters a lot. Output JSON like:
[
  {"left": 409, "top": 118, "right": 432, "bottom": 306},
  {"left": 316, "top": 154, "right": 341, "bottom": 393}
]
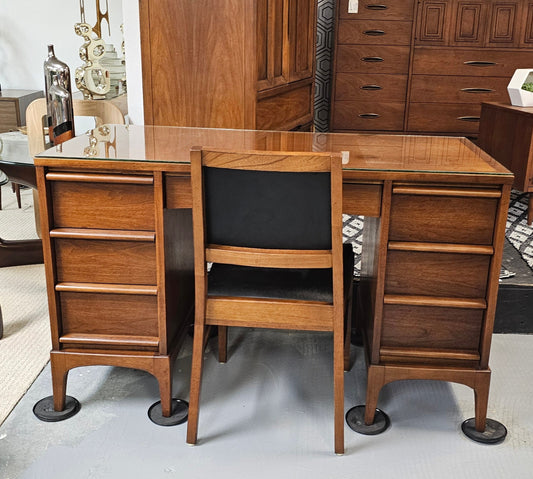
[{"left": 0, "top": 184, "right": 50, "bottom": 426}]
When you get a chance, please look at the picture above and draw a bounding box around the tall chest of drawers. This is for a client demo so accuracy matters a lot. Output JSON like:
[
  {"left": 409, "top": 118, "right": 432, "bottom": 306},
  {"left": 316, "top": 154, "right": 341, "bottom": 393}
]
[{"left": 331, "top": 0, "right": 533, "bottom": 136}]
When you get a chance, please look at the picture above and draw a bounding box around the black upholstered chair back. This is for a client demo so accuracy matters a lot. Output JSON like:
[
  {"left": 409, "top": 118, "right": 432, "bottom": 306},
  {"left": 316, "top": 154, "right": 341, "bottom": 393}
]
[{"left": 203, "top": 167, "right": 332, "bottom": 250}]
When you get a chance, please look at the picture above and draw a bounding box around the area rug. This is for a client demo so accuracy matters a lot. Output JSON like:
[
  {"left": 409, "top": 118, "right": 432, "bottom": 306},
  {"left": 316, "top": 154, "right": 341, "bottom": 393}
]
[
  {"left": 506, "top": 190, "right": 533, "bottom": 270},
  {"left": 343, "top": 190, "right": 533, "bottom": 276},
  {"left": 0, "top": 184, "right": 49, "bottom": 426}
]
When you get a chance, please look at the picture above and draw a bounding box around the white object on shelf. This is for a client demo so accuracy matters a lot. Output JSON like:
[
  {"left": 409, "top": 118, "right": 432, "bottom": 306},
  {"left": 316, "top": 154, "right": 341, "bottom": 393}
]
[{"left": 508, "top": 69, "right": 533, "bottom": 107}]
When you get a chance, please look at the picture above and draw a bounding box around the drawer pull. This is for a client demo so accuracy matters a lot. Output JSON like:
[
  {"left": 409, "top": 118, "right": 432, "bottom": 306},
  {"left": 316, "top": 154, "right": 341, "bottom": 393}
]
[
  {"left": 366, "top": 4, "right": 388, "bottom": 10},
  {"left": 457, "top": 116, "right": 480, "bottom": 122},
  {"left": 46, "top": 172, "right": 154, "bottom": 185},
  {"left": 359, "top": 113, "right": 381, "bottom": 119},
  {"left": 361, "top": 56, "right": 384, "bottom": 62},
  {"left": 464, "top": 61, "right": 497, "bottom": 67},
  {"left": 360, "top": 84, "right": 383, "bottom": 90},
  {"left": 364, "top": 29, "right": 386, "bottom": 36},
  {"left": 461, "top": 88, "right": 495, "bottom": 94}
]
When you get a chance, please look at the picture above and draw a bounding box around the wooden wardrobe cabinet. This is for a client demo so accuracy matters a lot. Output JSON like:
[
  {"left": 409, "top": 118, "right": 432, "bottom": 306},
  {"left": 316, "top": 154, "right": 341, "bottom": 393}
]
[
  {"left": 331, "top": 0, "right": 533, "bottom": 136},
  {"left": 140, "top": 0, "right": 317, "bottom": 131}
]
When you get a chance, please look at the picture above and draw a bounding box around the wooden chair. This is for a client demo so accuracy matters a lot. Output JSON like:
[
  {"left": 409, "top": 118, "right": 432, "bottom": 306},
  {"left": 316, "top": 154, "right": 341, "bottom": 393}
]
[
  {"left": 26, "top": 98, "right": 125, "bottom": 237},
  {"left": 186, "top": 147, "right": 354, "bottom": 455}
]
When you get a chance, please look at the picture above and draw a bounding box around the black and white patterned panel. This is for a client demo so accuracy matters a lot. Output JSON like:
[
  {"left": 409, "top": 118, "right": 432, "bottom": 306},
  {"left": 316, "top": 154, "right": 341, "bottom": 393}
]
[
  {"left": 343, "top": 214, "right": 363, "bottom": 277},
  {"left": 506, "top": 190, "right": 533, "bottom": 270},
  {"left": 314, "top": 0, "right": 335, "bottom": 132}
]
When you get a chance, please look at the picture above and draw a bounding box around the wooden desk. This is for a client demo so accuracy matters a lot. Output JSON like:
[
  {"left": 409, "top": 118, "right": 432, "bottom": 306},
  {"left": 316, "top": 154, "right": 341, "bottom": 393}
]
[
  {"left": 34, "top": 126, "right": 512, "bottom": 438},
  {"left": 478, "top": 101, "right": 533, "bottom": 224}
]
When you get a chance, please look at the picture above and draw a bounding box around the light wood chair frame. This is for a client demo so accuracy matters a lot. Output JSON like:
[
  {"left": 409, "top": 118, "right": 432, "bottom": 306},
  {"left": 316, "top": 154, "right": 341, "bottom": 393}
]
[{"left": 186, "top": 147, "right": 349, "bottom": 454}]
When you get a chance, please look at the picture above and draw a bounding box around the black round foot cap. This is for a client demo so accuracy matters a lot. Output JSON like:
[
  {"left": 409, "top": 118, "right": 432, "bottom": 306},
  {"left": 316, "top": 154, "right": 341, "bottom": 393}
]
[
  {"left": 148, "top": 398, "right": 189, "bottom": 426},
  {"left": 461, "top": 417, "right": 507, "bottom": 444},
  {"left": 346, "top": 405, "right": 390, "bottom": 435},
  {"left": 33, "top": 395, "right": 81, "bottom": 422}
]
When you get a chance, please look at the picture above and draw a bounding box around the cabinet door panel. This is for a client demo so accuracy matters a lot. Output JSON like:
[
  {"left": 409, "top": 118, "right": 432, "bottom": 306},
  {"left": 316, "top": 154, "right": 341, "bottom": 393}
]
[
  {"left": 416, "top": 1, "right": 450, "bottom": 44},
  {"left": 288, "top": 0, "right": 316, "bottom": 82},
  {"left": 451, "top": 1, "right": 486, "bottom": 46},
  {"left": 522, "top": 3, "right": 533, "bottom": 46},
  {"left": 486, "top": 2, "right": 520, "bottom": 47}
]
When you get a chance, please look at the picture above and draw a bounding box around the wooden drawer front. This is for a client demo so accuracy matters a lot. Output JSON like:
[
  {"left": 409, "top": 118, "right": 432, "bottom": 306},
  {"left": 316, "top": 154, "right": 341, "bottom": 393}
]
[
  {"left": 337, "top": 20, "right": 412, "bottom": 45},
  {"left": 343, "top": 183, "right": 382, "bottom": 216},
  {"left": 381, "top": 304, "right": 483, "bottom": 351},
  {"left": 256, "top": 85, "right": 312, "bottom": 130},
  {"left": 407, "top": 103, "right": 481, "bottom": 134},
  {"left": 413, "top": 47, "right": 533, "bottom": 77},
  {"left": 335, "top": 73, "right": 408, "bottom": 102},
  {"left": 332, "top": 101, "right": 404, "bottom": 130},
  {"left": 389, "top": 194, "right": 497, "bottom": 244},
  {"left": 51, "top": 181, "right": 155, "bottom": 230},
  {"left": 336, "top": 45, "right": 410, "bottom": 74},
  {"left": 338, "top": 0, "right": 415, "bottom": 20},
  {"left": 0, "top": 102, "right": 18, "bottom": 131},
  {"left": 60, "top": 292, "right": 158, "bottom": 337},
  {"left": 409, "top": 75, "right": 510, "bottom": 103},
  {"left": 385, "top": 251, "right": 490, "bottom": 298},
  {"left": 55, "top": 239, "right": 157, "bottom": 285}
]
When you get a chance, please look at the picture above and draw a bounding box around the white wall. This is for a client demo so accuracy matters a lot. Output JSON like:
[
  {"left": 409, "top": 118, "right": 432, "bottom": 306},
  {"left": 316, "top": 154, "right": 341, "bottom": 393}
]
[{"left": 0, "top": 0, "right": 144, "bottom": 124}]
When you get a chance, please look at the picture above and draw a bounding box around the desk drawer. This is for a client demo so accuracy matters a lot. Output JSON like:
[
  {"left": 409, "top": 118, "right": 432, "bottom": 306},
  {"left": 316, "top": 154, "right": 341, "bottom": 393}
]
[
  {"left": 59, "top": 292, "right": 158, "bottom": 337},
  {"left": 409, "top": 75, "right": 510, "bottom": 104},
  {"left": 337, "top": 20, "right": 412, "bottom": 45},
  {"left": 335, "top": 73, "right": 408, "bottom": 102},
  {"left": 338, "top": 0, "right": 415, "bottom": 20},
  {"left": 49, "top": 174, "right": 155, "bottom": 230},
  {"left": 336, "top": 45, "right": 410, "bottom": 74},
  {"left": 385, "top": 251, "right": 490, "bottom": 298},
  {"left": 381, "top": 304, "right": 483, "bottom": 351},
  {"left": 54, "top": 238, "right": 157, "bottom": 285},
  {"left": 332, "top": 101, "right": 405, "bottom": 130},
  {"left": 389, "top": 189, "right": 498, "bottom": 244},
  {"left": 407, "top": 103, "right": 481, "bottom": 134}
]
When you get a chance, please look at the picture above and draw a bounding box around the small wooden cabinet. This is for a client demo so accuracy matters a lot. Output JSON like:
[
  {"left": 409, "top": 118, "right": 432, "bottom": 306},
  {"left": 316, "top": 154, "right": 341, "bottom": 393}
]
[
  {"left": 331, "top": 0, "right": 533, "bottom": 136},
  {"left": 0, "top": 90, "right": 43, "bottom": 132},
  {"left": 139, "top": 0, "right": 317, "bottom": 131}
]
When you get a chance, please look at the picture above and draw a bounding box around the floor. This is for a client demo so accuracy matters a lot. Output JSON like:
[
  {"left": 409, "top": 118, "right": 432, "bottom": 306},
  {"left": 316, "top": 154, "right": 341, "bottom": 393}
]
[{"left": 1, "top": 329, "right": 532, "bottom": 479}]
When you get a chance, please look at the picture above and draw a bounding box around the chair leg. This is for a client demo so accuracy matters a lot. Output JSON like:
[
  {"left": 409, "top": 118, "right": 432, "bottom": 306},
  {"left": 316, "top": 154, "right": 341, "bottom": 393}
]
[
  {"left": 186, "top": 322, "right": 207, "bottom": 445},
  {"left": 218, "top": 326, "right": 228, "bottom": 363},
  {"left": 334, "top": 327, "right": 344, "bottom": 455},
  {"left": 344, "top": 283, "right": 354, "bottom": 372},
  {"left": 12, "top": 183, "right": 21, "bottom": 209}
]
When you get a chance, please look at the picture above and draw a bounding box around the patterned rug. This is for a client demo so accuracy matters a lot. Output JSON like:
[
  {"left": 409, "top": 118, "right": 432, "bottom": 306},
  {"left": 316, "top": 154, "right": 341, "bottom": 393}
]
[{"left": 343, "top": 191, "right": 533, "bottom": 277}]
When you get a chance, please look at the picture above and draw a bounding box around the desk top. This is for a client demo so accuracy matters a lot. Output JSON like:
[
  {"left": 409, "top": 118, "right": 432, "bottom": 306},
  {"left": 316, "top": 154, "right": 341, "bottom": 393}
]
[{"left": 35, "top": 125, "right": 512, "bottom": 184}]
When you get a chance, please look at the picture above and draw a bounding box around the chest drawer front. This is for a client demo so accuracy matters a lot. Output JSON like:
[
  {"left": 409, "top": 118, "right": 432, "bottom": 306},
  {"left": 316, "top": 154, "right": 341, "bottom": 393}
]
[
  {"left": 337, "top": 20, "right": 413, "bottom": 45},
  {"left": 381, "top": 304, "right": 483, "bottom": 351},
  {"left": 407, "top": 103, "right": 481, "bottom": 134},
  {"left": 0, "top": 102, "right": 18, "bottom": 132},
  {"left": 59, "top": 292, "right": 158, "bottom": 338},
  {"left": 389, "top": 193, "right": 497, "bottom": 244},
  {"left": 256, "top": 84, "right": 312, "bottom": 130},
  {"left": 409, "top": 75, "right": 510, "bottom": 103},
  {"left": 338, "top": 0, "right": 415, "bottom": 20},
  {"left": 55, "top": 239, "right": 157, "bottom": 285},
  {"left": 332, "top": 101, "right": 405, "bottom": 130},
  {"left": 413, "top": 47, "right": 533, "bottom": 77},
  {"left": 335, "top": 73, "right": 408, "bottom": 101},
  {"left": 51, "top": 181, "right": 155, "bottom": 230},
  {"left": 336, "top": 45, "right": 411, "bottom": 74},
  {"left": 385, "top": 251, "right": 490, "bottom": 298}
]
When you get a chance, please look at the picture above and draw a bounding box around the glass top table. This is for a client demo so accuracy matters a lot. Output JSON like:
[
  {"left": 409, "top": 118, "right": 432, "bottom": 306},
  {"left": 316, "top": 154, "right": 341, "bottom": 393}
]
[{"left": 36, "top": 124, "right": 512, "bottom": 181}]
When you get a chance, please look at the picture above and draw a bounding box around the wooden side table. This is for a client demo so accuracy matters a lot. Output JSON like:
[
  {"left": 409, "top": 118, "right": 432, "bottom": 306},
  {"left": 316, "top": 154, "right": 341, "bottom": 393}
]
[{"left": 478, "top": 101, "right": 533, "bottom": 224}]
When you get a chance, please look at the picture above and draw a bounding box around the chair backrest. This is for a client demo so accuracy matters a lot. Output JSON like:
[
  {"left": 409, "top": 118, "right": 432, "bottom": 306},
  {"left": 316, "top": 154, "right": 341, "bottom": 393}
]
[
  {"left": 191, "top": 147, "right": 344, "bottom": 271},
  {"left": 26, "top": 97, "right": 125, "bottom": 157}
]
